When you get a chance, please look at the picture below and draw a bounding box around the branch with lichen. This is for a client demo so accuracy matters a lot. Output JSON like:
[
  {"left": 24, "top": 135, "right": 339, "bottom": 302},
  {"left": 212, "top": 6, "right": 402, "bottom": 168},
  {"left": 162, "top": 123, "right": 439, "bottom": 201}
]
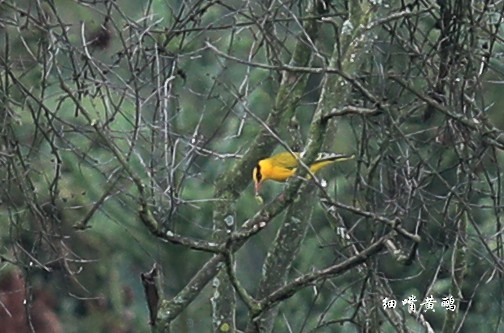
[{"left": 152, "top": 2, "right": 326, "bottom": 331}]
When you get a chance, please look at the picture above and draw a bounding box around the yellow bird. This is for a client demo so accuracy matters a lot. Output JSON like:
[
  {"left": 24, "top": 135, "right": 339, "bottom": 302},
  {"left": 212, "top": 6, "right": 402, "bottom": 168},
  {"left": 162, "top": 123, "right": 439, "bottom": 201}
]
[{"left": 252, "top": 151, "right": 354, "bottom": 194}]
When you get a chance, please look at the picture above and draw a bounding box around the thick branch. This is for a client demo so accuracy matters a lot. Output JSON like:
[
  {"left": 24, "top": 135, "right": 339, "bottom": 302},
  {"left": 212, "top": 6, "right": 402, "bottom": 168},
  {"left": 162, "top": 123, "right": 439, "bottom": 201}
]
[{"left": 255, "top": 236, "right": 387, "bottom": 316}]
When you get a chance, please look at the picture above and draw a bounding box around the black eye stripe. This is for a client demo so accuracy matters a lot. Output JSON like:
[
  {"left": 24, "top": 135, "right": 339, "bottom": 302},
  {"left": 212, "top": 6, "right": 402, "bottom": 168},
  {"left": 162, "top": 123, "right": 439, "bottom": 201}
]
[{"left": 255, "top": 164, "right": 262, "bottom": 182}]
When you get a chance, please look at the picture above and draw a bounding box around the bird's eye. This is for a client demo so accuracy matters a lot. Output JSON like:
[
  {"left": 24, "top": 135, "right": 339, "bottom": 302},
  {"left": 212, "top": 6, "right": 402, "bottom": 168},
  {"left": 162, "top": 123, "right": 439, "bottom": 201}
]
[{"left": 255, "top": 164, "right": 262, "bottom": 182}]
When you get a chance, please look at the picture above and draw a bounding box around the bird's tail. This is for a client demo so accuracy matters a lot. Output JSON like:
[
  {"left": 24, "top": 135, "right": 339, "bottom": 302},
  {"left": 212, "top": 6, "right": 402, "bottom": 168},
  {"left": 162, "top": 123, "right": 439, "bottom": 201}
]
[{"left": 310, "top": 153, "right": 355, "bottom": 173}]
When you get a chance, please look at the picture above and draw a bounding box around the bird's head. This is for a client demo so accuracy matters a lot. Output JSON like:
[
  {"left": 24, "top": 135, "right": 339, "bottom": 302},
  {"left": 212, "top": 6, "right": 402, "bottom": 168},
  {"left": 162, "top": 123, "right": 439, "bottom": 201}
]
[{"left": 252, "top": 163, "right": 263, "bottom": 195}]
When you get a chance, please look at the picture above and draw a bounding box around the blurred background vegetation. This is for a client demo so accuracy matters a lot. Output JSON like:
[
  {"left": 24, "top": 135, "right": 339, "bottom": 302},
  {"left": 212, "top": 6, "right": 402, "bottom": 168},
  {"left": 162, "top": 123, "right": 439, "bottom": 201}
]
[{"left": 1, "top": 0, "right": 504, "bottom": 332}]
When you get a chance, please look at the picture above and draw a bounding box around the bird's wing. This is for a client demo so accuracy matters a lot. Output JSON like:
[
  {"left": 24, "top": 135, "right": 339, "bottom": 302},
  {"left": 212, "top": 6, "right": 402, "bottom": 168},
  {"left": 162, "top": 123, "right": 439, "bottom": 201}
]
[
  {"left": 269, "top": 152, "right": 299, "bottom": 169},
  {"left": 270, "top": 152, "right": 354, "bottom": 168}
]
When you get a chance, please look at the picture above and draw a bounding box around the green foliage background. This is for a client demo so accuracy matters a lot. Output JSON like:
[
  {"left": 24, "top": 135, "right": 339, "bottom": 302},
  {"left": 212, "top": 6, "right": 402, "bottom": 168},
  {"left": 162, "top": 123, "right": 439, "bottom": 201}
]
[{"left": 1, "top": 1, "right": 504, "bottom": 332}]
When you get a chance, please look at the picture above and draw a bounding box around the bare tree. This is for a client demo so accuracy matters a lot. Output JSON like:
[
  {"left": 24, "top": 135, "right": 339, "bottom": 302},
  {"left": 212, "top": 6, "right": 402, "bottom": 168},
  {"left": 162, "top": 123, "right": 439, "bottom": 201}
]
[{"left": 1, "top": 0, "right": 504, "bottom": 332}]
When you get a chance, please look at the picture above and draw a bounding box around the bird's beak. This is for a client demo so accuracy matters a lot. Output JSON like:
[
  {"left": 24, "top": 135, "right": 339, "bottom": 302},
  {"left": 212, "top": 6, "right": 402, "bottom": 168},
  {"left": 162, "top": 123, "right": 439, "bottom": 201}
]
[{"left": 254, "top": 182, "right": 261, "bottom": 195}]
